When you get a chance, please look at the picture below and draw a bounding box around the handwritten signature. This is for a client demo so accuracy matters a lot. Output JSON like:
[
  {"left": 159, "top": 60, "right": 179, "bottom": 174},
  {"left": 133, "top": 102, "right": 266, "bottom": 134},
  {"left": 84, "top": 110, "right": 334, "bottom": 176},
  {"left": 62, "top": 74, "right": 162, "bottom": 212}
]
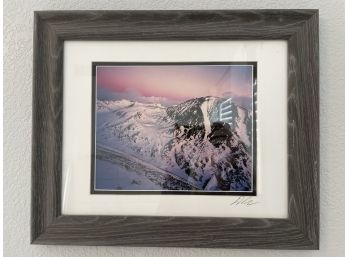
[{"left": 230, "top": 196, "right": 258, "bottom": 206}]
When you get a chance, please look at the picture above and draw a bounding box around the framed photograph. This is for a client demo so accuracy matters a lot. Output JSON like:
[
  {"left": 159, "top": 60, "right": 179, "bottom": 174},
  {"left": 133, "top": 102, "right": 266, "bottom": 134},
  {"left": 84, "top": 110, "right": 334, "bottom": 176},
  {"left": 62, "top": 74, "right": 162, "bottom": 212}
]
[
  {"left": 91, "top": 62, "right": 257, "bottom": 195},
  {"left": 31, "top": 10, "right": 319, "bottom": 249}
]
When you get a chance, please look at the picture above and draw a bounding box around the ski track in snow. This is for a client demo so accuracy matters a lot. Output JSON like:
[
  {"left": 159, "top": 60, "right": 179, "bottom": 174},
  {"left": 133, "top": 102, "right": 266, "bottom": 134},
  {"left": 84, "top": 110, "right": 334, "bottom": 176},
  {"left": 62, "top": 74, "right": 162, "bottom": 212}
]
[{"left": 96, "top": 144, "right": 200, "bottom": 190}]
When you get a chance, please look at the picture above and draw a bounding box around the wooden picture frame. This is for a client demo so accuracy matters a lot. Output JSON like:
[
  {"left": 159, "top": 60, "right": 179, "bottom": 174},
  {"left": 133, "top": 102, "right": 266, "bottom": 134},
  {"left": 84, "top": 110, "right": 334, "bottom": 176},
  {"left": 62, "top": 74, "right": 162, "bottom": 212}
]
[{"left": 31, "top": 10, "right": 319, "bottom": 249}]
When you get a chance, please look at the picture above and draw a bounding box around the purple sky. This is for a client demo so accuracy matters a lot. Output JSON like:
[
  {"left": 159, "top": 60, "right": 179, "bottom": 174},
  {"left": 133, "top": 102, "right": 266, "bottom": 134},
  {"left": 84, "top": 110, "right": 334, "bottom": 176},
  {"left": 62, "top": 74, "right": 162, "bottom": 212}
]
[{"left": 96, "top": 65, "right": 253, "bottom": 107}]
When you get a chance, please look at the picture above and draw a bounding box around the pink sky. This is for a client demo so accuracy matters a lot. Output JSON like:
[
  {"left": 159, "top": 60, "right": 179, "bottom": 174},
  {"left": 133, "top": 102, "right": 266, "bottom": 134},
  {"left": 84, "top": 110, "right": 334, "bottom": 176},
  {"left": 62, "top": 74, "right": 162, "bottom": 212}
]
[{"left": 96, "top": 65, "right": 253, "bottom": 103}]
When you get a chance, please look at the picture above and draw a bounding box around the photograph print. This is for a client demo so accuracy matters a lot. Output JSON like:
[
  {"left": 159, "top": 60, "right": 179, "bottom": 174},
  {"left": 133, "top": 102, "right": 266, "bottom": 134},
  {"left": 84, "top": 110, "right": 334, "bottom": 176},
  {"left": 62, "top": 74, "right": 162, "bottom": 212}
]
[{"left": 92, "top": 62, "right": 257, "bottom": 195}]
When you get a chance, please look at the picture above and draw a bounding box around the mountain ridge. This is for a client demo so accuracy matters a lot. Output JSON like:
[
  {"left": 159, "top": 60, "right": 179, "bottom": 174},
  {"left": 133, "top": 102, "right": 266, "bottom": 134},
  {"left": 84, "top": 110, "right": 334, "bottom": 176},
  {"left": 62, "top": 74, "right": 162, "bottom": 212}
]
[{"left": 95, "top": 96, "right": 253, "bottom": 191}]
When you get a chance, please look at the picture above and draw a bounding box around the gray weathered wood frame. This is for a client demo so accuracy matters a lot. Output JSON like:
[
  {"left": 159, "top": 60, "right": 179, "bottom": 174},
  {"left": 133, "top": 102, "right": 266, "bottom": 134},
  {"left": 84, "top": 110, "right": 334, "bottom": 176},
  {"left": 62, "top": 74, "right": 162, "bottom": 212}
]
[{"left": 31, "top": 10, "right": 319, "bottom": 249}]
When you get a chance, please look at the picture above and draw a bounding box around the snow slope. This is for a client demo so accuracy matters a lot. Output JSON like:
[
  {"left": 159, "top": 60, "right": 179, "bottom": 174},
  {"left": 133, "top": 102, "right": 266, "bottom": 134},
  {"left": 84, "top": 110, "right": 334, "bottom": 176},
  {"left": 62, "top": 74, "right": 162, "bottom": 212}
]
[
  {"left": 95, "top": 96, "right": 253, "bottom": 191},
  {"left": 201, "top": 99, "right": 211, "bottom": 140}
]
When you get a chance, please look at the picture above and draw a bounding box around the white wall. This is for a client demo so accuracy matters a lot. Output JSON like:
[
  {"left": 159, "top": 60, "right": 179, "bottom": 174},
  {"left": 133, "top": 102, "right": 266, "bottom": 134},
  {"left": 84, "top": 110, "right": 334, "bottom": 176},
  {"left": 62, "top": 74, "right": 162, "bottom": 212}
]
[{"left": 4, "top": 1, "right": 344, "bottom": 257}]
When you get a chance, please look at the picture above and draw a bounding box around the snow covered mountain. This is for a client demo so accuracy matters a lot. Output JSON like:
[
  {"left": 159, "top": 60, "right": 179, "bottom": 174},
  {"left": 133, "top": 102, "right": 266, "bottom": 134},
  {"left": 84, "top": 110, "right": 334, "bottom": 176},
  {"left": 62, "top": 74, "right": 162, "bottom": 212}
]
[
  {"left": 95, "top": 96, "right": 253, "bottom": 191},
  {"left": 166, "top": 96, "right": 252, "bottom": 150}
]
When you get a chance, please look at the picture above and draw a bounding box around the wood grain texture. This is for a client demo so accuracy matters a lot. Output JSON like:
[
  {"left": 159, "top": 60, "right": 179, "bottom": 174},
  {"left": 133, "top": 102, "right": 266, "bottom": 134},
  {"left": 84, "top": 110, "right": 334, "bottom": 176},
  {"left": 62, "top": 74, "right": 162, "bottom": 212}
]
[{"left": 31, "top": 10, "right": 319, "bottom": 249}]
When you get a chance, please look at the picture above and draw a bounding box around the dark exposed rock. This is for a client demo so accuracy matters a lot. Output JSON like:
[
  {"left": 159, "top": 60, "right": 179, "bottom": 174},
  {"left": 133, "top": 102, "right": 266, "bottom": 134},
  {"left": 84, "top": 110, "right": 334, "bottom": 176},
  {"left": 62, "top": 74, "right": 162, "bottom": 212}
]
[{"left": 164, "top": 117, "right": 252, "bottom": 191}]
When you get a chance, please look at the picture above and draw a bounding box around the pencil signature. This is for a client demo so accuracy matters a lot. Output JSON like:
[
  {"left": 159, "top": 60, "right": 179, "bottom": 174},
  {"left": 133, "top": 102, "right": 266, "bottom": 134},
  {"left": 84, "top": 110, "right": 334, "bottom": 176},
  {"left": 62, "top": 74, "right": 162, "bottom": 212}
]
[{"left": 230, "top": 196, "right": 258, "bottom": 206}]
